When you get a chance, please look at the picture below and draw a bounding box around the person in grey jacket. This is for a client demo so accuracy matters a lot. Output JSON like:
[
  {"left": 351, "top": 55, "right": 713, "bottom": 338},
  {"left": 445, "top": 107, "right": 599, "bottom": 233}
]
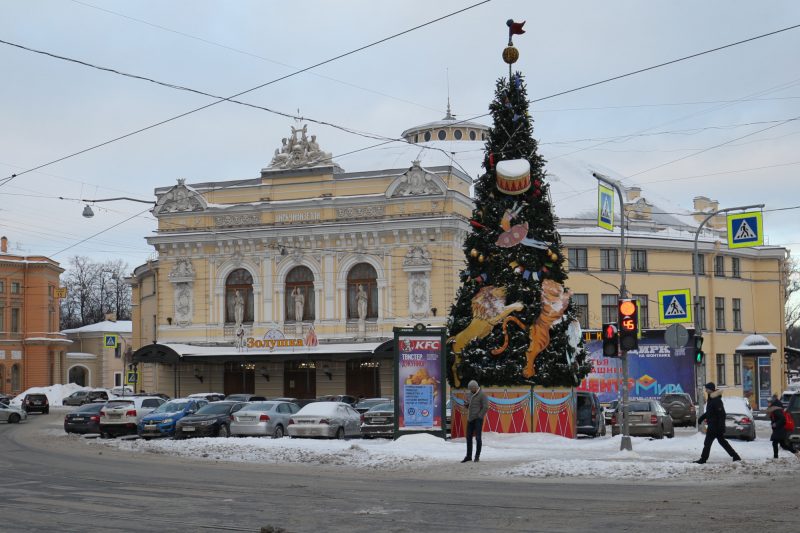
[{"left": 462, "top": 380, "right": 489, "bottom": 463}]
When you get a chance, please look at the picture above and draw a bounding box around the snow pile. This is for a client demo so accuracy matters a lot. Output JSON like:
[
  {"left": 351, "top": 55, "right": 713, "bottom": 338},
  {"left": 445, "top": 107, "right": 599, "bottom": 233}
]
[{"left": 11, "top": 383, "right": 88, "bottom": 406}]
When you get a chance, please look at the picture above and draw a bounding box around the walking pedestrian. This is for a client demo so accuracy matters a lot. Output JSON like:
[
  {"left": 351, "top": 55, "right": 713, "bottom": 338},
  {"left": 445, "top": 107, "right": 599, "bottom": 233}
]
[
  {"left": 767, "top": 396, "right": 800, "bottom": 460},
  {"left": 694, "top": 382, "right": 741, "bottom": 464},
  {"left": 461, "top": 380, "right": 489, "bottom": 463}
]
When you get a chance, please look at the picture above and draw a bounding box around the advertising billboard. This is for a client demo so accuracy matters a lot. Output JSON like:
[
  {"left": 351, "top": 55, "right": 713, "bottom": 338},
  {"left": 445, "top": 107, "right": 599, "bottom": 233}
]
[
  {"left": 394, "top": 326, "right": 446, "bottom": 437},
  {"left": 577, "top": 330, "right": 697, "bottom": 403}
]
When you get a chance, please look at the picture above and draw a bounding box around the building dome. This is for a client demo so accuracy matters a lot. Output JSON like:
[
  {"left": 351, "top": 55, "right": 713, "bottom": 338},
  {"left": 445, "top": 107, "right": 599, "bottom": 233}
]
[{"left": 400, "top": 100, "right": 489, "bottom": 144}]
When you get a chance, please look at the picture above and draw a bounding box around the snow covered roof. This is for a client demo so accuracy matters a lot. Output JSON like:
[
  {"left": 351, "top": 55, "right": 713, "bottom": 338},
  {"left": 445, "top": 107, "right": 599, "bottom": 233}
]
[
  {"left": 735, "top": 334, "right": 778, "bottom": 353},
  {"left": 62, "top": 320, "right": 132, "bottom": 335}
]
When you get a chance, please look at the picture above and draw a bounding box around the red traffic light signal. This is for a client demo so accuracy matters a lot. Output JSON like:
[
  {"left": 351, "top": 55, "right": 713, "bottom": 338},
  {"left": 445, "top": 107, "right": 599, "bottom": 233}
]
[
  {"left": 618, "top": 298, "right": 639, "bottom": 351},
  {"left": 602, "top": 323, "right": 619, "bottom": 357}
]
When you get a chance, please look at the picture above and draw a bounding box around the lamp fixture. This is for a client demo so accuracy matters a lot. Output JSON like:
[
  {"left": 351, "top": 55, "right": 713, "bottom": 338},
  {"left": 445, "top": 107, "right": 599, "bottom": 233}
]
[
  {"left": 82, "top": 205, "right": 95, "bottom": 218},
  {"left": 194, "top": 368, "right": 204, "bottom": 383},
  {"left": 260, "top": 367, "right": 270, "bottom": 381},
  {"left": 324, "top": 371, "right": 333, "bottom": 381}
]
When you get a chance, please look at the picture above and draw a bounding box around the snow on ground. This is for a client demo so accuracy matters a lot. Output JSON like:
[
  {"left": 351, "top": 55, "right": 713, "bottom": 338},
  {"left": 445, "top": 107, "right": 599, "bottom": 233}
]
[
  {"left": 58, "top": 423, "right": 800, "bottom": 481},
  {"left": 11, "top": 383, "right": 89, "bottom": 406}
]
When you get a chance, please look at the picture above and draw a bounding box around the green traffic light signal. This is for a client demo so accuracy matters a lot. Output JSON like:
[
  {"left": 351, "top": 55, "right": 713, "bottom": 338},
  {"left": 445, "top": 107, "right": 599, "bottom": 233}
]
[{"left": 694, "top": 335, "right": 704, "bottom": 364}]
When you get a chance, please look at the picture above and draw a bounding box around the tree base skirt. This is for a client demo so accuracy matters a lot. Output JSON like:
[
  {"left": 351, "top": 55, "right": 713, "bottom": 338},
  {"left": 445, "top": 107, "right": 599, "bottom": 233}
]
[{"left": 451, "top": 387, "right": 575, "bottom": 439}]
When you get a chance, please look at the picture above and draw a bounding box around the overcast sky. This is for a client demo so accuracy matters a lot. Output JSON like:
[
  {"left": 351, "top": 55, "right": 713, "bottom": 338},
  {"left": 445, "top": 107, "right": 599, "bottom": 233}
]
[{"left": 2, "top": 0, "right": 799, "bottom": 271}]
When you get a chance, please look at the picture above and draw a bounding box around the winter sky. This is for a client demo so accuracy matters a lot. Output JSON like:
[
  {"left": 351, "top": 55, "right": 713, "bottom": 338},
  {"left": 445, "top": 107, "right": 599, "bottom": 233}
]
[{"left": 2, "top": 0, "right": 799, "bottom": 268}]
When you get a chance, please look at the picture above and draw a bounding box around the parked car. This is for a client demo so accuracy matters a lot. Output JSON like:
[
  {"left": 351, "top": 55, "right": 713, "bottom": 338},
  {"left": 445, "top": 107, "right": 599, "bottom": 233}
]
[
  {"left": 230, "top": 401, "right": 300, "bottom": 438},
  {"left": 138, "top": 398, "right": 208, "bottom": 439},
  {"left": 64, "top": 402, "right": 104, "bottom": 434},
  {"left": 0, "top": 393, "right": 13, "bottom": 406},
  {"left": 604, "top": 400, "right": 619, "bottom": 425},
  {"left": 354, "top": 398, "right": 392, "bottom": 414},
  {"left": 0, "top": 402, "right": 27, "bottom": 423},
  {"left": 700, "top": 396, "right": 756, "bottom": 441},
  {"left": 224, "top": 394, "right": 267, "bottom": 402},
  {"left": 109, "top": 386, "right": 134, "bottom": 396},
  {"left": 659, "top": 393, "right": 696, "bottom": 427},
  {"left": 174, "top": 401, "right": 247, "bottom": 438},
  {"left": 63, "top": 390, "right": 110, "bottom": 406},
  {"left": 316, "top": 395, "right": 358, "bottom": 407},
  {"left": 22, "top": 393, "right": 49, "bottom": 414},
  {"left": 788, "top": 393, "right": 800, "bottom": 446},
  {"left": 780, "top": 390, "right": 799, "bottom": 407},
  {"left": 361, "top": 402, "right": 394, "bottom": 439},
  {"left": 576, "top": 391, "right": 606, "bottom": 437},
  {"left": 288, "top": 401, "right": 362, "bottom": 439},
  {"left": 99, "top": 396, "right": 166, "bottom": 437},
  {"left": 611, "top": 400, "right": 675, "bottom": 439},
  {"left": 188, "top": 392, "right": 225, "bottom": 402}
]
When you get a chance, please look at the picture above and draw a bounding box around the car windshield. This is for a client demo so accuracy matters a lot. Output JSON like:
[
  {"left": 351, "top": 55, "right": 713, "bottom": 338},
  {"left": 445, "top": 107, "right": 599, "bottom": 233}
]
[
  {"left": 195, "top": 403, "right": 233, "bottom": 415},
  {"left": 297, "top": 402, "right": 339, "bottom": 416},
  {"left": 153, "top": 401, "right": 190, "bottom": 413},
  {"left": 629, "top": 402, "right": 653, "bottom": 412},
  {"left": 239, "top": 402, "right": 276, "bottom": 412},
  {"left": 368, "top": 403, "right": 393, "bottom": 412},
  {"left": 790, "top": 395, "right": 800, "bottom": 411}
]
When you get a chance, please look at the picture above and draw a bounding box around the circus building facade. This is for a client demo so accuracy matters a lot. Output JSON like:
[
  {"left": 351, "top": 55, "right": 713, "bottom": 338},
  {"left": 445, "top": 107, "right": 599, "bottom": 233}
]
[{"left": 129, "top": 120, "right": 486, "bottom": 400}]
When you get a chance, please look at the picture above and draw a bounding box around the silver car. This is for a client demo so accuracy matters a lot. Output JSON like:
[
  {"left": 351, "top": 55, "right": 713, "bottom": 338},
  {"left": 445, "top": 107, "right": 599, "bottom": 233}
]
[
  {"left": 611, "top": 400, "right": 675, "bottom": 439},
  {"left": 230, "top": 401, "right": 300, "bottom": 438},
  {"left": 287, "top": 401, "right": 362, "bottom": 439},
  {"left": 0, "top": 403, "right": 27, "bottom": 423}
]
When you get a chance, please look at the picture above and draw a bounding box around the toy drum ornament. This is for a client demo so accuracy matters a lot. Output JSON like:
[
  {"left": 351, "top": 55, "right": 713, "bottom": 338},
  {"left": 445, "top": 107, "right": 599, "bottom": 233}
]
[
  {"left": 502, "top": 46, "right": 519, "bottom": 64},
  {"left": 495, "top": 159, "right": 531, "bottom": 195}
]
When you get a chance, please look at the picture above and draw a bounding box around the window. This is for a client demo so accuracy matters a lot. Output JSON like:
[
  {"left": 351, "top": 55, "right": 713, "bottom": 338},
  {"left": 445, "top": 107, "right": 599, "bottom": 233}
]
[
  {"left": 225, "top": 269, "right": 254, "bottom": 324},
  {"left": 11, "top": 308, "right": 20, "bottom": 333},
  {"left": 698, "top": 296, "right": 707, "bottom": 330},
  {"left": 0, "top": 280, "right": 4, "bottom": 293},
  {"left": 437, "top": 130, "right": 446, "bottom": 140},
  {"left": 572, "top": 294, "right": 589, "bottom": 329},
  {"left": 114, "top": 344, "right": 122, "bottom": 358},
  {"left": 454, "top": 129, "right": 463, "bottom": 140},
  {"left": 716, "top": 354, "right": 726, "bottom": 386},
  {"left": 11, "top": 281, "right": 21, "bottom": 294},
  {"left": 567, "top": 248, "right": 588, "bottom": 271},
  {"left": 602, "top": 294, "right": 617, "bottom": 325},
  {"left": 152, "top": 314, "right": 157, "bottom": 342},
  {"left": 11, "top": 364, "right": 20, "bottom": 392},
  {"left": 413, "top": 134, "right": 418, "bottom": 143},
  {"left": 692, "top": 253, "right": 705, "bottom": 275},
  {"left": 732, "top": 298, "right": 742, "bottom": 331},
  {"left": 347, "top": 263, "right": 378, "bottom": 320},
  {"left": 630, "top": 250, "right": 647, "bottom": 272},
  {"left": 142, "top": 399, "right": 162, "bottom": 408},
  {"left": 633, "top": 294, "right": 649, "bottom": 329},
  {"left": 285, "top": 266, "right": 315, "bottom": 322},
  {"left": 469, "top": 130, "right": 477, "bottom": 141},
  {"left": 715, "top": 297, "right": 726, "bottom": 331},
  {"left": 114, "top": 372, "right": 122, "bottom": 387},
  {"left": 424, "top": 131, "right": 431, "bottom": 142},
  {"left": 734, "top": 354, "right": 742, "bottom": 386},
  {"left": 600, "top": 249, "right": 618, "bottom": 271},
  {"left": 732, "top": 257, "right": 741, "bottom": 278},
  {"left": 0, "top": 306, "right": 4, "bottom": 331},
  {"left": 715, "top": 255, "right": 725, "bottom": 277}
]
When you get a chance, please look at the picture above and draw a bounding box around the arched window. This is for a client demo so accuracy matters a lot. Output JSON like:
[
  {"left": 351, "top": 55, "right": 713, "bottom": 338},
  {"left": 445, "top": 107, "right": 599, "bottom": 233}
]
[
  {"left": 0, "top": 366, "right": 4, "bottom": 393},
  {"left": 285, "top": 266, "right": 314, "bottom": 322},
  {"left": 437, "top": 130, "right": 446, "bottom": 140},
  {"left": 424, "top": 131, "right": 431, "bottom": 142},
  {"left": 11, "top": 363, "right": 20, "bottom": 392},
  {"left": 68, "top": 365, "right": 88, "bottom": 387},
  {"left": 347, "top": 263, "right": 378, "bottom": 320},
  {"left": 454, "top": 129, "right": 463, "bottom": 140},
  {"left": 225, "top": 269, "right": 254, "bottom": 324},
  {"left": 469, "top": 130, "right": 477, "bottom": 141}
]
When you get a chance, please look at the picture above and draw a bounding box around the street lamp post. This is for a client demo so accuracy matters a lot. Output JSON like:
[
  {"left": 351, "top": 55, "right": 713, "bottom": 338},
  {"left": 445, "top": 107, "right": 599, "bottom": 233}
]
[
  {"left": 592, "top": 172, "right": 632, "bottom": 451},
  {"left": 691, "top": 203, "right": 764, "bottom": 424}
]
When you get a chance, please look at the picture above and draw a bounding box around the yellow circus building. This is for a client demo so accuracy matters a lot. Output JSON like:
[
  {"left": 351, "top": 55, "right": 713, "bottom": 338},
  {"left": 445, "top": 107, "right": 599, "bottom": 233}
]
[{"left": 129, "top": 117, "right": 486, "bottom": 399}]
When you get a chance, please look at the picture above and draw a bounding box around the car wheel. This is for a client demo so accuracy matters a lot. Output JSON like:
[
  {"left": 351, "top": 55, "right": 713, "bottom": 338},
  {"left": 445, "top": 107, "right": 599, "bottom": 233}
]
[
  {"left": 8, "top": 413, "right": 20, "bottom": 424},
  {"left": 44, "top": 408, "right": 49, "bottom": 415},
  {"left": 667, "top": 426, "right": 675, "bottom": 438},
  {"left": 218, "top": 424, "right": 230, "bottom": 438},
  {"left": 655, "top": 427, "right": 664, "bottom": 439},
  {"left": 335, "top": 427, "right": 345, "bottom": 440},
  {"left": 273, "top": 425, "right": 284, "bottom": 439},
  {"left": 173, "top": 432, "right": 185, "bottom": 440},
  {"left": 142, "top": 436, "right": 151, "bottom": 441}
]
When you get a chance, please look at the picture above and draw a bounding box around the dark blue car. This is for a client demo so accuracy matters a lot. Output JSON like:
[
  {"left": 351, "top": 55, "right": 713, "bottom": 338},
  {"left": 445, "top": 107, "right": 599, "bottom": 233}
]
[{"left": 138, "top": 398, "right": 207, "bottom": 439}]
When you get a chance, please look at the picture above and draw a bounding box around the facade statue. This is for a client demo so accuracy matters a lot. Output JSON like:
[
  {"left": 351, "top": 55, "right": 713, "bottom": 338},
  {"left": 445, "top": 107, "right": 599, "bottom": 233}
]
[
  {"left": 292, "top": 287, "right": 305, "bottom": 322},
  {"left": 356, "top": 284, "right": 368, "bottom": 322},
  {"left": 234, "top": 289, "right": 244, "bottom": 326},
  {"left": 268, "top": 124, "right": 339, "bottom": 170}
]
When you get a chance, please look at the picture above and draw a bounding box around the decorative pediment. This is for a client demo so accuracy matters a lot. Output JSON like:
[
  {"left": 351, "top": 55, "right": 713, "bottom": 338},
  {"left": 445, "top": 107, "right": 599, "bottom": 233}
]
[
  {"left": 169, "top": 258, "right": 195, "bottom": 283},
  {"left": 403, "top": 245, "right": 432, "bottom": 272},
  {"left": 153, "top": 179, "right": 207, "bottom": 215},
  {"left": 386, "top": 161, "right": 447, "bottom": 198}
]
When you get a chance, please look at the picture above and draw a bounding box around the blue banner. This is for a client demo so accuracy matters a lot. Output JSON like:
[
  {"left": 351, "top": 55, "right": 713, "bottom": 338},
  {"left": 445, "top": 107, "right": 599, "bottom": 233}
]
[
  {"left": 578, "top": 331, "right": 696, "bottom": 403},
  {"left": 403, "top": 385, "right": 434, "bottom": 427}
]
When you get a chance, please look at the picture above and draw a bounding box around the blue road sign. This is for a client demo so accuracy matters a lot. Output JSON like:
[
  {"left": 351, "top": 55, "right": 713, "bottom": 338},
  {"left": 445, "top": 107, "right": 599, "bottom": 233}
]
[{"left": 658, "top": 289, "right": 692, "bottom": 324}]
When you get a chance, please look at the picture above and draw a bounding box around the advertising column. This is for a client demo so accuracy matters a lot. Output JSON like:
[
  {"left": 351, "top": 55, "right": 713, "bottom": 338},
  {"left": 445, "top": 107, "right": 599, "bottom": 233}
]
[{"left": 393, "top": 325, "right": 446, "bottom": 438}]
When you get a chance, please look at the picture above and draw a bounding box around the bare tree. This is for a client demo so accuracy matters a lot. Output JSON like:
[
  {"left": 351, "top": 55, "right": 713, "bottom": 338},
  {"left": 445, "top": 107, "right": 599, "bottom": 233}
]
[
  {"left": 785, "top": 255, "right": 800, "bottom": 348},
  {"left": 60, "top": 256, "right": 132, "bottom": 329}
]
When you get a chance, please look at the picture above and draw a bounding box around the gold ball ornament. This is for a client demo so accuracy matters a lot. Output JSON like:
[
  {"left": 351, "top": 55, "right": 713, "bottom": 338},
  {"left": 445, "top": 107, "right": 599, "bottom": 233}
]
[
  {"left": 478, "top": 254, "right": 485, "bottom": 263},
  {"left": 502, "top": 46, "right": 519, "bottom": 65},
  {"left": 470, "top": 249, "right": 479, "bottom": 258}
]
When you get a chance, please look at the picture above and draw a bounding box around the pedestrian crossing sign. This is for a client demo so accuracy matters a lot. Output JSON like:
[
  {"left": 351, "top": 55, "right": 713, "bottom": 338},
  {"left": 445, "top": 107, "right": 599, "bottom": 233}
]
[
  {"left": 125, "top": 371, "right": 138, "bottom": 385},
  {"left": 658, "top": 289, "right": 692, "bottom": 324},
  {"left": 104, "top": 334, "right": 118, "bottom": 348},
  {"left": 597, "top": 184, "right": 614, "bottom": 231},
  {"left": 727, "top": 211, "right": 763, "bottom": 249}
]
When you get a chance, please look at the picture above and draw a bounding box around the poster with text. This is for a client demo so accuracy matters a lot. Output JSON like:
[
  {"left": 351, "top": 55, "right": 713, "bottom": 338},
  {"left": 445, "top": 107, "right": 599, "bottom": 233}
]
[
  {"left": 577, "top": 331, "right": 696, "bottom": 403},
  {"left": 397, "top": 335, "right": 443, "bottom": 431},
  {"left": 758, "top": 356, "right": 772, "bottom": 410}
]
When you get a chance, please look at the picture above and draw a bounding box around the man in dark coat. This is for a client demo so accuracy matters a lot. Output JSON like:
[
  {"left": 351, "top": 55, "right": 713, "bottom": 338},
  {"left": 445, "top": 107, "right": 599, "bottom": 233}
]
[
  {"left": 694, "top": 382, "right": 741, "bottom": 464},
  {"left": 767, "top": 397, "right": 800, "bottom": 459},
  {"left": 461, "top": 380, "right": 489, "bottom": 463}
]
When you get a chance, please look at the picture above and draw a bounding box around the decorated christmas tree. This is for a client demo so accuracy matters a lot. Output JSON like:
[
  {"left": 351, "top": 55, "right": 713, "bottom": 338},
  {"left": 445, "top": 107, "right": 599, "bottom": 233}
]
[{"left": 446, "top": 21, "right": 591, "bottom": 389}]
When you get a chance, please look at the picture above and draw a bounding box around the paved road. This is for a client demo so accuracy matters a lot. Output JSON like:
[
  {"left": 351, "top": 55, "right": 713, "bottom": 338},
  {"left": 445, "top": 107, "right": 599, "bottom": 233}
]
[{"left": 0, "top": 413, "right": 795, "bottom": 533}]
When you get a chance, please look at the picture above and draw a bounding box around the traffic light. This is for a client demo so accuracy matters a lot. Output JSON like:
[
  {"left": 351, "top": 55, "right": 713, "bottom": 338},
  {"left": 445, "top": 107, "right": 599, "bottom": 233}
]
[
  {"left": 617, "top": 299, "right": 639, "bottom": 351},
  {"left": 694, "top": 335, "right": 705, "bottom": 365},
  {"left": 602, "top": 323, "right": 619, "bottom": 357}
]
